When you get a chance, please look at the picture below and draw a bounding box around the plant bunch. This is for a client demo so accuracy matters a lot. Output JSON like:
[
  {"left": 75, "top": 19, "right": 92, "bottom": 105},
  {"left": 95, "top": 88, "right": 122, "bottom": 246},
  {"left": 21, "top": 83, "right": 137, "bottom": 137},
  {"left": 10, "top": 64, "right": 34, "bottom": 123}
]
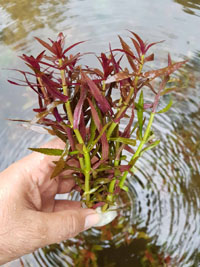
[{"left": 9, "top": 32, "right": 186, "bottom": 211}]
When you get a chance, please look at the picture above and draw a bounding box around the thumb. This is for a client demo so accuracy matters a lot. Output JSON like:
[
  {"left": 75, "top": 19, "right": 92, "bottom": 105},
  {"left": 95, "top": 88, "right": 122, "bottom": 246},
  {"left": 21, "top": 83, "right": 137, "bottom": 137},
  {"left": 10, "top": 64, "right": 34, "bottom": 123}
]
[{"left": 31, "top": 208, "right": 100, "bottom": 249}]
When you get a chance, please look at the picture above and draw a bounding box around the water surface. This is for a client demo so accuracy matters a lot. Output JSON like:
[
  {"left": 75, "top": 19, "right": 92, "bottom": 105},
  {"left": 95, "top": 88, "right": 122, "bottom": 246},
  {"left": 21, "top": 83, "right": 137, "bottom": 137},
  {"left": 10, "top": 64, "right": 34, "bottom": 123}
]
[{"left": 0, "top": 0, "right": 200, "bottom": 266}]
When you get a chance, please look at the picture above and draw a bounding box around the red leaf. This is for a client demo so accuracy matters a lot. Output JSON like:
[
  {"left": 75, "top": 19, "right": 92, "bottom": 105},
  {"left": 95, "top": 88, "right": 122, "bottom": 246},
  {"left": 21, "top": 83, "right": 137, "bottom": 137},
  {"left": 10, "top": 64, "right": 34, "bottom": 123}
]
[
  {"left": 130, "top": 37, "right": 141, "bottom": 57},
  {"left": 109, "top": 43, "right": 120, "bottom": 73},
  {"left": 52, "top": 107, "right": 62, "bottom": 122},
  {"left": 33, "top": 107, "right": 46, "bottom": 112},
  {"left": 118, "top": 36, "right": 137, "bottom": 72},
  {"left": 143, "top": 60, "right": 187, "bottom": 81},
  {"left": 145, "top": 40, "right": 164, "bottom": 53},
  {"left": 168, "top": 53, "right": 172, "bottom": 66},
  {"left": 82, "top": 72, "right": 112, "bottom": 115},
  {"left": 87, "top": 98, "right": 109, "bottom": 161},
  {"left": 129, "top": 31, "right": 145, "bottom": 54},
  {"left": 21, "top": 54, "right": 40, "bottom": 70},
  {"left": 124, "top": 145, "right": 135, "bottom": 154},
  {"left": 73, "top": 85, "right": 87, "bottom": 129},
  {"left": 79, "top": 111, "right": 86, "bottom": 141},
  {"left": 105, "top": 71, "right": 132, "bottom": 84},
  {"left": 144, "top": 53, "right": 154, "bottom": 63},
  {"left": 57, "top": 32, "right": 65, "bottom": 49},
  {"left": 8, "top": 80, "right": 24, "bottom": 86},
  {"left": 35, "top": 37, "right": 55, "bottom": 54},
  {"left": 63, "top": 41, "right": 86, "bottom": 55},
  {"left": 123, "top": 105, "right": 135, "bottom": 137},
  {"left": 119, "top": 165, "right": 131, "bottom": 172},
  {"left": 41, "top": 75, "right": 68, "bottom": 101},
  {"left": 65, "top": 127, "right": 75, "bottom": 150},
  {"left": 36, "top": 50, "right": 45, "bottom": 61}
]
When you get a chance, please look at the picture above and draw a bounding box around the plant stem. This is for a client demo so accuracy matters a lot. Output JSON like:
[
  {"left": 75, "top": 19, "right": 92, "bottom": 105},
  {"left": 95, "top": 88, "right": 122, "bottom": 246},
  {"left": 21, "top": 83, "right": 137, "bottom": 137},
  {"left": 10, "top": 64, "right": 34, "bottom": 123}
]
[
  {"left": 119, "top": 112, "right": 155, "bottom": 188},
  {"left": 59, "top": 59, "right": 91, "bottom": 202},
  {"left": 106, "top": 56, "right": 145, "bottom": 206}
]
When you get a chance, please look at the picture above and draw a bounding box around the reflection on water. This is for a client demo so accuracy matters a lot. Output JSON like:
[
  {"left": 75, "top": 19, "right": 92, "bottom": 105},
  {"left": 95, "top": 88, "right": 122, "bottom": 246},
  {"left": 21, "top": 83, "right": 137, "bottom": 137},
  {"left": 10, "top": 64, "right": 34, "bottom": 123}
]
[
  {"left": 175, "top": 0, "right": 200, "bottom": 16},
  {"left": 0, "top": 0, "right": 70, "bottom": 49},
  {"left": 1, "top": 0, "right": 200, "bottom": 266}
]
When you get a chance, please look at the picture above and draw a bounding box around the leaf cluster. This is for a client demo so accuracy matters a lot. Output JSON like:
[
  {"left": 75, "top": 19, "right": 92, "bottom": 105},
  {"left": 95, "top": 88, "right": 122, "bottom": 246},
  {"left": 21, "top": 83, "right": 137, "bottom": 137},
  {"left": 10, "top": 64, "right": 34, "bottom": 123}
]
[{"left": 9, "top": 31, "right": 186, "bottom": 210}]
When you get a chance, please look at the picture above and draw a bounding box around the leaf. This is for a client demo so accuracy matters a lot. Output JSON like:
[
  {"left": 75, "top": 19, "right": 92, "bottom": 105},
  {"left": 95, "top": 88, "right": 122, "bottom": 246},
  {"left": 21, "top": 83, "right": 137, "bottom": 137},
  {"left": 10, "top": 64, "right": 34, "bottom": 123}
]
[
  {"left": 145, "top": 40, "right": 164, "bottom": 53},
  {"left": 130, "top": 37, "right": 141, "bottom": 57},
  {"left": 105, "top": 71, "right": 132, "bottom": 84},
  {"left": 118, "top": 35, "right": 137, "bottom": 72},
  {"left": 88, "top": 122, "right": 111, "bottom": 151},
  {"left": 137, "top": 90, "right": 144, "bottom": 139},
  {"left": 121, "top": 185, "right": 129, "bottom": 192},
  {"left": 87, "top": 98, "right": 109, "bottom": 160},
  {"left": 29, "top": 148, "right": 64, "bottom": 156},
  {"left": 143, "top": 61, "right": 187, "bottom": 81},
  {"left": 94, "top": 178, "right": 111, "bottom": 186},
  {"left": 63, "top": 41, "right": 86, "bottom": 55},
  {"left": 144, "top": 53, "right": 154, "bottom": 63},
  {"left": 157, "top": 97, "right": 173, "bottom": 113},
  {"left": 75, "top": 143, "right": 84, "bottom": 154},
  {"left": 41, "top": 75, "right": 68, "bottom": 101},
  {"left": 160, "top": 87, "right": 178, "bottom": 96},
  {"left": 35, "top": 37, "right": 55, "bottom": 54},
  {"left": 51, "top": 157, "right": 66, "bottom": 178},
  {"left": 124, "top": 144, "right": 135, "bottom": 154},
  {"left": 140, "top": 140, "right": 160, "bottom": 156},
  {"left": 129, "top": 31, "right": 145, "bottom": 54},
  {"left": 87, "top": 118, "right": 97, "bottom": 148},
  {"left": 73, "top": 85, "right": 87, "bottom": 129},
  {"left": 109, "top": 137, "right": 136, "bottom": 146},
  {"left": 82, "top": 72, "right": 112, "bottom": 114},
  {"left": 123, "top": 105, "right": 135, "bottom": 137},
  {"left": 83, "top": 186, "right": 101, "bottom": 196}
]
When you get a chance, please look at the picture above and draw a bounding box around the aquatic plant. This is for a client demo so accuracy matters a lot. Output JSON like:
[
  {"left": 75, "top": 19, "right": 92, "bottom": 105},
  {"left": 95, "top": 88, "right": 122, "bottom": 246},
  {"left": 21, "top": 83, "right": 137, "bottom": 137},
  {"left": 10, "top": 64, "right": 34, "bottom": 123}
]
[{"left": 9, "top": 31, "right": 186, "bottom": 215}]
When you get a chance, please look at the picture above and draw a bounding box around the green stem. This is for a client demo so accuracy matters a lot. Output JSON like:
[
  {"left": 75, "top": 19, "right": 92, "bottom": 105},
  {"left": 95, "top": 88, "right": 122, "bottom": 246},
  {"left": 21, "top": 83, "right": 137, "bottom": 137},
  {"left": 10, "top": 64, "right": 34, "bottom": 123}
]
[
  {"left": 106, "top": 56, "right": 145, "bottom": 205},
  {"left": 119, "top": 112, "right": 155, "bottom": 188},
  {"left": 59, "top": 59, "right": 91, "bottom": 202}
]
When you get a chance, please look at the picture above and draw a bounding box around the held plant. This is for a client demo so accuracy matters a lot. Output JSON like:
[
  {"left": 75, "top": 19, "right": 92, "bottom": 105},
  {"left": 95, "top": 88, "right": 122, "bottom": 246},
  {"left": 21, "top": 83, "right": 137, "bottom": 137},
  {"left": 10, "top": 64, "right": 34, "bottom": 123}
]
[{"left": 9, "top": 32, "right": 186, "bottom": 213}]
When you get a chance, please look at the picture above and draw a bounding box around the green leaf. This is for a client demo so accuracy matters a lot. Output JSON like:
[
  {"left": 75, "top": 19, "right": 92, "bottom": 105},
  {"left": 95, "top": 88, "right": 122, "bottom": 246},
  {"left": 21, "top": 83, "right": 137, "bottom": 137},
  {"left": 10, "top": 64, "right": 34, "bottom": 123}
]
[
  {"left": 29, "top": 148, "right": 64, "bottom": 156},
  {"left": 160, "top": 87, "right": 178, "bottom": 96},
  {"left": 121, "top": 185, "right": 129, "bottom": 192},
  {"left": 75, "top": 144, "right": 84, "bottom": 154},
  {"left": 157, "top": 97, "right": 173, "bottom": 113},
  {"left": 87, "top": 118, "right": 97, "bottom": 148},
  {"left": 110, "top": 137, "right": 136, "bottom": 146},
  {"left": 130, "top": 121, "right": 139, "bottom": 135},
  {"left": 94, "top": 178, "right": 111, "bottom": 186},
  {"left": 83, "top": 186, "right": 101, "bottom": 196},
  {"left": 88, "top": 122, "right": 111, "bottom": 151},
  {"left": 137, "top": 90, "right": 144, "bottom": 139},
  {"left": 51, "top": 157, "right": 66, "bottom": 178},
  {"left": 140, "top": 140, "right": 160, "bottom": 156}
]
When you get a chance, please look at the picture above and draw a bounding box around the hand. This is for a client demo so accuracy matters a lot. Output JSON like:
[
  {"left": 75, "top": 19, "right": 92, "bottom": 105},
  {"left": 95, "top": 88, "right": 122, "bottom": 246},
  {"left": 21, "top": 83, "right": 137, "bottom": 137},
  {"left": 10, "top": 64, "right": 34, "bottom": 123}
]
[{"left": 0, "top": 138, "right": 100, "bottom": 265}]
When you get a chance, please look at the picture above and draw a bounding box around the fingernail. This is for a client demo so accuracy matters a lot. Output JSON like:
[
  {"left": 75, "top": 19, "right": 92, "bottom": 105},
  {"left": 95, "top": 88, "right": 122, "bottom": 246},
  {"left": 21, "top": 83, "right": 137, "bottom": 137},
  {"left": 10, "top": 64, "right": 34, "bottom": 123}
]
[{"left": 84, "top": 213, "right": 100, "bottom": 229}]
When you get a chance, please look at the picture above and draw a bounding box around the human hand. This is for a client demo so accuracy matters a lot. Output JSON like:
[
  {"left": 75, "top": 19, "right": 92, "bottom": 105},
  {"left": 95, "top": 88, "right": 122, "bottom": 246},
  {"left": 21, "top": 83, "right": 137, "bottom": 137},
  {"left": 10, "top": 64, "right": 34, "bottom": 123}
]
[{"left": 0, "top": 138, "right": 100, "bottom": 265}]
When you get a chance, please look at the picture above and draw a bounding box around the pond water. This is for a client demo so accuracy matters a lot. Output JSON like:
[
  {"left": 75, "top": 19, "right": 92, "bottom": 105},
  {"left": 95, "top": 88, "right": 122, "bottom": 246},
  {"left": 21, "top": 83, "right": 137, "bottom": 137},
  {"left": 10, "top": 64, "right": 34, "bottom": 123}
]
[{"left": 0, "top": 0, "right": 200, "bottom": 266}]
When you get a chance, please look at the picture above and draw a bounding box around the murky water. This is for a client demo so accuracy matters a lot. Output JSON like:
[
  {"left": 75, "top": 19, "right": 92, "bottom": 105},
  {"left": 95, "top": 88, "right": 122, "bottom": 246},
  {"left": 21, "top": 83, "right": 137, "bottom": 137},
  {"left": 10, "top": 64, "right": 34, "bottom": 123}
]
[{"left": 0, "top": 0, "right": 200, "bottom": 266}]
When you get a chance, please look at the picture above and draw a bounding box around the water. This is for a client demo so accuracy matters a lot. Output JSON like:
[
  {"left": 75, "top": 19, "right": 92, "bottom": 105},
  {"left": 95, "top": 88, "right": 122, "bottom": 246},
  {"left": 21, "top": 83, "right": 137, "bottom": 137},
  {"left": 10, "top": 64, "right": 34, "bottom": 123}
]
[{"left": 0, "top": 0, "right": 200, "bottom": 266}]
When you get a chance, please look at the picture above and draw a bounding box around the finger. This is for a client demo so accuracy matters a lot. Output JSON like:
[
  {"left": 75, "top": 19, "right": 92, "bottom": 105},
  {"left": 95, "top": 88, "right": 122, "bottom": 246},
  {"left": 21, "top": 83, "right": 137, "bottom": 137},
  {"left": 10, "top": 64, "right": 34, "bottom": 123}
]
[
  {"left": 57, "top": 178, "right": 75, "bottom": 194},
  {"left": 30, "top": 208, "right": 100, "bottom": 249},
  {"left": 53, "top": 200, "right": 81, "bottom": 212}
]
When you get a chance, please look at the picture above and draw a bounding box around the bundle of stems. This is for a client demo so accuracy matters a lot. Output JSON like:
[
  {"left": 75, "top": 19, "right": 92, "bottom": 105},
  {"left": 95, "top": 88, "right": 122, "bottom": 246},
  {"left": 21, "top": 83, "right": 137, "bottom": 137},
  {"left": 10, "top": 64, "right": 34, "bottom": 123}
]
[{"left": 9, "top": 31, "right": 186, "bottom": 211}]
